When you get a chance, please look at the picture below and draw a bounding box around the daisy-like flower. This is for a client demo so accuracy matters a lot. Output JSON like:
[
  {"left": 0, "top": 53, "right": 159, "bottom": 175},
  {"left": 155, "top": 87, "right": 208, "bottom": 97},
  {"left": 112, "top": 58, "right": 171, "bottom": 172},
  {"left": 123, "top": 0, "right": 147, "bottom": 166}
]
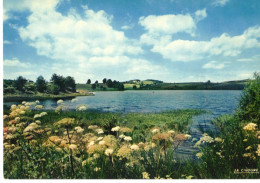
[
  {"left": 111, "top": 126, "right": 120, "bottom": 132},
  {"left": 57, "top": 99, "right": 63, "bottom": 104},
  {"left": 130, "top": 144, "right": 139, "bottom": 151},
  {"left": 105, "top": 148, "right": 114, "bottom": 156},
  {"left": 124, "top": 136, "right": 132, "bottom": 141},
  {"left": 243, "top": 123, "right": 257, "bottom": 131}
]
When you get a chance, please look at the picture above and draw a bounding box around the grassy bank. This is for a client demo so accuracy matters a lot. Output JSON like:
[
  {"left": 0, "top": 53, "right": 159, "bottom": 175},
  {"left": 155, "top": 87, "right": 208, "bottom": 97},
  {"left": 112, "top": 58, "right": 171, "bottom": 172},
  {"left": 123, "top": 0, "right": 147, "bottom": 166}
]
[{"left": 4, "top": 91, "right": 92, "bottom": 102}]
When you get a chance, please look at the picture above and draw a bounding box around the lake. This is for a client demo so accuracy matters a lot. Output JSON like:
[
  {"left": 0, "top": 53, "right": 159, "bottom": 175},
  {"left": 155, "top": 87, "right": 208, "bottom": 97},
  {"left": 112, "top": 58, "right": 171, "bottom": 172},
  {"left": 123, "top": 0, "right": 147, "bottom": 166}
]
[{"left": 26, "top": 90, "right": 242, "bottom": 117}]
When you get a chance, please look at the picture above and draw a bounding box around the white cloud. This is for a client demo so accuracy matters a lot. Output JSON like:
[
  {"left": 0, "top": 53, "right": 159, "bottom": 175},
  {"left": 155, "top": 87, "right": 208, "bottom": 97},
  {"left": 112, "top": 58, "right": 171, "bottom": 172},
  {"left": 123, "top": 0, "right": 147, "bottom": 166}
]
[
  {"left": 4, "top": 58, "right": 31, "bottom": 68},
  {"left": 139, "top": 14, "right": 196, "bottom": 36},
  {"left": 121, "top": 25, "right": 134, "bottom": 30},
  {"left": 194, "top": 9, "right": 207, "bottom": 22},
  {"left": 149, "top": 26, "right": 260, "bottom": 62},
  {"left": 202, "top": 61, "right": 227, "bottom": 69},
  {"left": 3, "top": 40, "right": 12, "bottom": 44},
  {"left": 212, "top": 0, "right": 230, "bottom": 7}
]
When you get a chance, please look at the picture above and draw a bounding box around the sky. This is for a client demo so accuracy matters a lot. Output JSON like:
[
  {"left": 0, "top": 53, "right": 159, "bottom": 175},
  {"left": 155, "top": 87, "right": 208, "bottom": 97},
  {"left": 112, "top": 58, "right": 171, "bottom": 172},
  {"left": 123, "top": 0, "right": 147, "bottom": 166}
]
[{"left": 3, "top": 0, "right": 260, "bottom": 83}]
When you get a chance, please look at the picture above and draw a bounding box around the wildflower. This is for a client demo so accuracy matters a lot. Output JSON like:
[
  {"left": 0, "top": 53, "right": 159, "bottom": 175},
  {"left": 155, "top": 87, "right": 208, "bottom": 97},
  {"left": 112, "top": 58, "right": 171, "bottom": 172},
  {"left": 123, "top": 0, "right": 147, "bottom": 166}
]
[
  {"left": 71, "top": 98, "right": 78, "bottom": 102},
  {"left": 124, "top": 136, "right": 132, "bottom": 141},
  {"left": 245, "top": 146, "right": 252, "bottom": 151},
  {"left": 200, "top": 135, "right": 214, "bottom": 143},
  {"left": 119, "top": 127, "right": 132, "bottom": 133},
  {"left": 256, "top": 145, "right": 260, "bottom": 156},
  {"left": 94, "top": 167, "right": 101, "bottom": 172},
  {"left": 119, "top": 134, "right": 126, "bottom": 139},
  {"left": 103, "top": 135, "right": 117, "bottom": 148},
  {"left": 11, "top": 105, "right": 17, "bottom": 111},
  {"left": 138, "top": 142, "right": 145, "bottom": 148},
  {"left": 69, "top": 144, "right": 77, "bottom": 150},
  {"left": 151, "top": 129, "right": 160, "bottom": 133},
  {"left": 174, "top": 134, "right": 189, "bottom": 142},
  {"left": 111, "top": 126, "right": 120, "bottom": 132},
  {"left": 105, "top": 148, "right": 114, "bottom": 156},
  {"left": 19, "top": 111, "right": 25, "bottom": 115},
  {"left": 55, "top": 118, "right": 75, "bottom": 128},
  {"left": 117, "top": 145, "right": 132, "bottom": 159},
  {"left": 75, "top": 126, "right": 84, "bottom": 133},
  {"left": 87, "top": 144, "right": 105, "bottom": 154},
  {"left": 186, "top": 176, "right": 194, "bottom": 179},
  {"left": 243, "top": 123, "right": 257, "bottom": 131},
  {"left": 243, "top": 139, "right": 248, "bottom": 142},
  {"left": 25, "top": 135, "right": 34, "bottom": 140},
  {"left": 215, "top": 137, "right": 223, "bottom": 142},
  {"left": 55, "top": 105, "right": 66, "bottom": 113},
  {"left": 96, "top": 128, "right": 104, "bottom": 134},
  {"left": 243, "top": 153, "right": 252, "bottom": 158},
  {"left": 142, "top": 172, "right": 150, "bottom": 179},
  {"left": 3, "top": 115, "right": 8, "bottom": 120},
  {"left": 76, "top": 104, "right": 87, "bottom": 111},
  {"left": 130, "top": 144, "right": 139, "bottom": 151},
  {"left": 49, "top": 136, "right": 61, "bottom": 144},
  {"left": 88, "top": 141, "right": 95, "bottom": 147},
  {"left": 57, "top": 99, "right": 63, "bottom": 104},
  {"left": 196, "top": 152, "right": 203, "bottom": 158},
  {"left": 35, "top": 120, "right": 41, "bottom": 125},
  {"left": 93, "top": 153, "right": 100, "bottom": 159},
  {"left": 185, "top": 134, "right": 192, "bottom": 139},
  {"left": 168, "top": 130, "right": 175, "bottom": 134},
  {"left": 99, "top": 141, "right": 105, "bottom": 145},
  {"left": 35, "top": 105, "right": 43, "bottom": 109},
  {"left": 40, "top": 112, "right": 47, "bottom": 117},
  {"left": 82, "top": 160, "right": 87, "bottom": 167},
  {"left": 153, "top": 133, "right": 171, "bottom": 141},
  {"left": 22, "top": 101, "right": 26, "bottom": 105},
  {"left": 23, "top": 123, "right": 40, "bottom": 133},
  {"left": 34, "top": 129, "right": 44, "bottom": 134},
  {"left": 88, "top": 125, "right": 99, "bottom": 130},
  {"left": 35, "top": 100, "right": 40, "bottom": 104},
  {"left": 33, "top": 114, "right": 40, "bottom": 119},
  {"left": 97, "top": 137, "right": 103, "bottom": 141},
  {"left": 15, "top": 117, "right": 20, "bottom": 122}
]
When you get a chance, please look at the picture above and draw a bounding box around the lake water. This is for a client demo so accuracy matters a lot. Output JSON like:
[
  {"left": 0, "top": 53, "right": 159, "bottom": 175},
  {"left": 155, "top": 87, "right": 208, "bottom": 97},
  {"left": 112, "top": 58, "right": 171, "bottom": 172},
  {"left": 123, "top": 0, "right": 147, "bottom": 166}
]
[{"left": 36, "top": 90, "right": 241, "bottom": 117}]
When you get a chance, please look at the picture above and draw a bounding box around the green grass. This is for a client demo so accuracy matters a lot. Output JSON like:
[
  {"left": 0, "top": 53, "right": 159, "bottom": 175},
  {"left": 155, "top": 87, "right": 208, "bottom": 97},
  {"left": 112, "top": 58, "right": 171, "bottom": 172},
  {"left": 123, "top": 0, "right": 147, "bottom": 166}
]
[{"left": 123, "top": 84, "right": 140, "bottom": 89}]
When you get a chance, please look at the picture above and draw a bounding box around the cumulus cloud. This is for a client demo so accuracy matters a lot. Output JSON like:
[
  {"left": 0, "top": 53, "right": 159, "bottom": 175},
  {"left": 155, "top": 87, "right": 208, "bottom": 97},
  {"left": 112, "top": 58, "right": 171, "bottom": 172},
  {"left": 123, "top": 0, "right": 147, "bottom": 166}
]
[
  {"left": 202, "top": 61, "right": 227, "bottom": 69},
  {"left": 4, "top": 58, "right": 31, "bottom": 68},
  {"left": 3, "top": 40, "right": 12, "bottom": 44},
  {"left": 149, "top": 26, "right": 260, "bottom": 62},
  {"left": 194, "top": 9, "right": 207, "bottom": 22}
]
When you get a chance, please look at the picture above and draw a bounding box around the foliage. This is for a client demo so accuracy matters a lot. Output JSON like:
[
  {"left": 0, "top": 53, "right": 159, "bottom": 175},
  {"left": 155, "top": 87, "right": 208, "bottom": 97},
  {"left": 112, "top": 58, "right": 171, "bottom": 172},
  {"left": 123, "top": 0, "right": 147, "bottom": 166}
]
[
  {"left": 36, "top": 76, "right": 47, "bottom": 93},
  {"left": 15, "top": 76, "right": 27, "bottom": 91},
  {"left": 87, "top": 79, "right": 91, "bottom": 84}
]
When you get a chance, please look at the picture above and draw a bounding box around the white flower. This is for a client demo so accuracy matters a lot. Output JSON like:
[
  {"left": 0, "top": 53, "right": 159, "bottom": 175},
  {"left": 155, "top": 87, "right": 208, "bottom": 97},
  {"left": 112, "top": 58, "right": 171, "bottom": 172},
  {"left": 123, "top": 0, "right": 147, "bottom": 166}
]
[
  {"left": 105, "top": 148, "right": 114, "bottom": 156},
  {"left": 34, "top": 114, "right": 41, "bottom": 119},
  {"left": 99, "top": 141, "right": 105, "bottom": 145},
  {"left": 196, "top": 152, "right": 203, "bottom": 158},
  {"left": 124, "top": 136, "right": 132, "bottom": 141},
  {"left": 76, "top": 104, "right": 87, "bottom": 111},
  {"left": 96, "top": 129, "right": 104, "bottom": 134},
  {"left": 35, "top": 100, "right": 40, "bottom": 104},
  {"left": 151, "top": 129, "right": 159, "bottom": 133},
  {"left": 111, "top": 126, "right": 120, "bottom": 132},
  {"left": 40, "top": 112, "right": 47, "bottom": 117},
  {"left": 185, "top": 134, "right": 192, "bottom": 139},
  {"left": 97, "top": 137, "right": 103, "bottom": 141},
  {"left": 75, "top": 126, "right": 84, "bottom": 133},
  {"left": 71, "top": 98, "right": 78, "bottom": 103},
  {"left": 119, "top": 134, "right": 126, "bottom": 139},
  {"left": 22, "top": 101, "right": 26, "bottom": 105},
  {"left": 130, "top": 144, "right": 139, "bottom": 150},
  {"left": 57, "top": 99, "right": 63, "bottom": 104}
]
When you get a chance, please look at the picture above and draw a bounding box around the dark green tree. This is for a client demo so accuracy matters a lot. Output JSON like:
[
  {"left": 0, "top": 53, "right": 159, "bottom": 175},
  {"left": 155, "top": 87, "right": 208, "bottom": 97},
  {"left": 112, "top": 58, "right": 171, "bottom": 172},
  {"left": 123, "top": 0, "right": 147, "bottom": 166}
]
[
  {"left": 65, "top": 76, "right": 76, "bottom": 92},
  {"left": 36, "top": 76, "right": 47, "bottom": 93},
  {"left": 15, "top": 76, "right": 27, "bottom": 91},
  {"left": 106, "top": 79, "right": 113, "bottom": 88},
  {"left": 103, "top": 78, "right": 107, "bottom": 84},
  {"left": 91, "top": 83, "right": 96, "bottom": 89},
  {"left": 51, "top": 73, "right": 66, "bottom": 92},
  {"left": 133, "top": 85, "right": 137, "bottom": 90},
  {"left": 87, "top": 79, "right": 91, "bottom": 84}
]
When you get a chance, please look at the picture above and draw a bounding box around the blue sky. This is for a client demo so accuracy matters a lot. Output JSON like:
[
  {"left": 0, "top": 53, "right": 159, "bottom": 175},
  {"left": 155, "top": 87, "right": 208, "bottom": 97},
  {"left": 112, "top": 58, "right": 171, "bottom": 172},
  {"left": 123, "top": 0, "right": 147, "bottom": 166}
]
[{"left": 3, "top": 0, "right": 260, "bottom": 83}]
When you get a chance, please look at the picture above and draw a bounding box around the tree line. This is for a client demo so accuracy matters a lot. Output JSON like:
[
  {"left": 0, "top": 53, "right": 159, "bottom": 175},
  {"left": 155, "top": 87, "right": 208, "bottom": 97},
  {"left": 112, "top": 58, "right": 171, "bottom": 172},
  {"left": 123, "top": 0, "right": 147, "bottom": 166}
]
[
  {"left": 86, "top": 78, "right": 124, "bottom": 91},
  {"left": 4, "top": 74, "right": 76, "bottom": 95}
]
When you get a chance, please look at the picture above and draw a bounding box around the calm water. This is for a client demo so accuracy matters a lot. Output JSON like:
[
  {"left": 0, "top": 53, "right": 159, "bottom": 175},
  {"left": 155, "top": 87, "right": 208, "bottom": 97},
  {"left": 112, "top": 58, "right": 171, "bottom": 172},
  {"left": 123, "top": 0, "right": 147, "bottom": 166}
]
[{"left": 9, "top": 90, "right": 242, "bottom": 117}]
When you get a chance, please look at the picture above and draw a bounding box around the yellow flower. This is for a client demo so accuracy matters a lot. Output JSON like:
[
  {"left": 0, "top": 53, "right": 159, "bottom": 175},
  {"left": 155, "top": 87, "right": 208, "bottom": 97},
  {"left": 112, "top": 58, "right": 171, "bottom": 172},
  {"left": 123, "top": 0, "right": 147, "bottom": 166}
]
[
  {"left": 57, "top": 99, "right": 63, "bottom": 104},
  {"left": 117, "top": 145, "right": 132, "bottom": 159},
  {"left": 55, "top": 118, "right": 75, "bottom": 128},
  {"left": 245, "top": 146, "right": 252, "bottom": 151},
  {"left": 119, "top": 127, "right": 132, "bottom": 133},
  {"left": 124, "top": 136, "right": 132, "bottom": 141},
  {"left": 69, "top": 144, "right": 77, "bottom": 150},
  {"left": 105, "top": 148, "right": 114, "bottom": 156},
  {"left": 75, "top": 126, "right": 84, "bottom": 133},
  {"left": 256, "top": 145, "right": 260, "bottom": 156},
  {"left": 214, "top": 137, "right": 223, "bottom": 142},
  {"left": 99, "top": 141, "right": 105, "bottom": 145},
  {"left": 96, "top": 128, "right": 104, "bottom": 134},
  {"left": 111, "top": 126, "right": 120, "bottom": 132},
  {"left": 243, "top": 123, "right": 257, "bottom": 131},
  {"left": 196, "top": 152, "right": 203, "bottom": 158},
  {"left": 130, "top": 144, "right": 139, "bottom": 151},
  {"left": 35, "top": 105, "right": 44, "bottom": 109},
  {"left": 82, "top": 160, "right": 87, "bottom": 167},
  {"left": 23, "top": 123, "right": 40, "bottom": 133},
  {"left": 142, "top": 172, "right": 150, "bottom": 179},
  {"left": 94, "top": 167, "right": 101, "bottom": 172}
]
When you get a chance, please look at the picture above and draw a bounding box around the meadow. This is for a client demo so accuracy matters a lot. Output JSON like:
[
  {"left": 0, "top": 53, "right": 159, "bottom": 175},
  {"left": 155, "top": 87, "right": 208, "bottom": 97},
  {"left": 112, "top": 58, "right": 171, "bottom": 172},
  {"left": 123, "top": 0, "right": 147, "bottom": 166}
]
[{"left": 3, "top": 73, "right": 260, "bottom": 179}]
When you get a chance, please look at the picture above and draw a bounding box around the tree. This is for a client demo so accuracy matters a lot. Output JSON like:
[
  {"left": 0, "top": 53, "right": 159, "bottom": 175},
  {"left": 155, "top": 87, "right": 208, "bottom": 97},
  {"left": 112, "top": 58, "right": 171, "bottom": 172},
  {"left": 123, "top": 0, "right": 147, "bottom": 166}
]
[
  {"left": 65, "top": 76, "right": 76, "bottom": 92},
  {"left": 87, "top": 79, "right": 91, "bottom": 84},
  {"left": 91, "top": 83, "right": 96, "bottom": 89},
  {"left": 103, "top": 78, "right": 107, "bottom": 84},
  {"left": 133, "top": 85, "right": 137, "bottom": 90},
  {"left": 36, "top": 76, "right": 47, "bottom": 93},
  {"left": 118, "top": 83, "right": 124, "bottom": 91},
  {"left": 51, "top": 73, "right": 66, "bottom": 92},
  {"left": 15, "top": 76, "right": 27, "bottom": 91},
  {"left": 106, "top": 79, "right": 113, "bottom": 88},
  {"left": 95, "top": 80, "right": 98, "bottom": 84}
]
